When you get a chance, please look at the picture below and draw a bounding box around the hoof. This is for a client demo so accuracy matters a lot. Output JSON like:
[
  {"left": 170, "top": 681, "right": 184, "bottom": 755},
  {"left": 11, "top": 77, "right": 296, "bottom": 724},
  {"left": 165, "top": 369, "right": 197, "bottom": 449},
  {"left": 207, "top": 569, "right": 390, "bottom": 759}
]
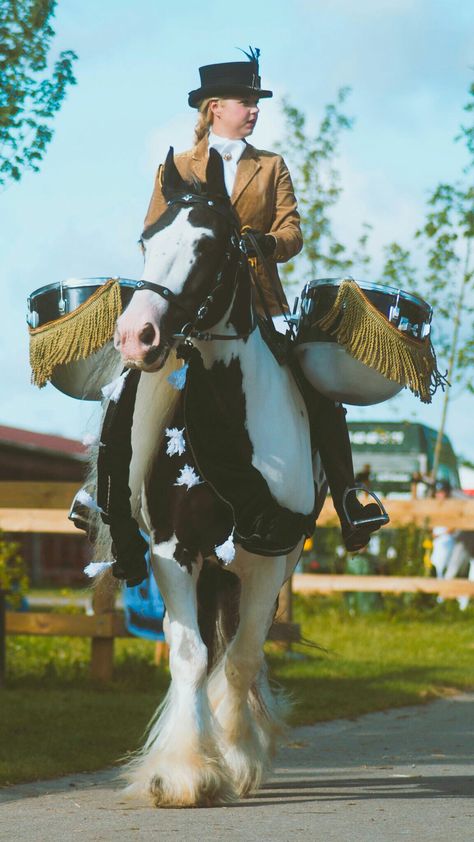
[{"left": 148, "top": 763, "right": 237, "bottom": 808}]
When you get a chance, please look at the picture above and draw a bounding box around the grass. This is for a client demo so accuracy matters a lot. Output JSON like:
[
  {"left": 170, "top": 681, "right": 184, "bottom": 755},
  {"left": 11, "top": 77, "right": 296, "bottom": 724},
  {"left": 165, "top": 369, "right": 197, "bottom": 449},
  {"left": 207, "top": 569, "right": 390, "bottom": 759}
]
[
  {"left": 274, "top": 595, "right": 474, "bottom": 725},
  {"left": 1, "top": 595, "right": 473, "bottom": 786}
]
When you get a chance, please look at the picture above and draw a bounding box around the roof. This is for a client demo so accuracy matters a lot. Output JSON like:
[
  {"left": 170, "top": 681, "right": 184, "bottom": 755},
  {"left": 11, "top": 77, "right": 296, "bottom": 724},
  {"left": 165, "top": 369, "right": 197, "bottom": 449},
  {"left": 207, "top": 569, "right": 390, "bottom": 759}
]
[{"left": 0, "top": 424, "right": 88, "bottom": 460}]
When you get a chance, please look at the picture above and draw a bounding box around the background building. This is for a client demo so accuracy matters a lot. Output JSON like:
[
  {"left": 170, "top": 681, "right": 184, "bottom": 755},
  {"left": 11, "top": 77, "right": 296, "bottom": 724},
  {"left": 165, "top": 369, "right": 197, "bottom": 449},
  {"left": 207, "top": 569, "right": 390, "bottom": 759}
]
[
  {"left": 0, "top": 425, "right": 89, "bottom": 584},
  {"left": 348, "top": 421, "right": 460, "bottom": 498}
]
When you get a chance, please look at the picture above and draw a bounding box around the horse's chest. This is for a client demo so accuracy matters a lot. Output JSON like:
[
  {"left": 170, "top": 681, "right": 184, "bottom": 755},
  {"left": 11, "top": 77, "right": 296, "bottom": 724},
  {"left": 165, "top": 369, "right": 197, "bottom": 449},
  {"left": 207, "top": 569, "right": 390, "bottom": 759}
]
[{"left": 197, "top": 341, "right": 315, "bottom": 515}]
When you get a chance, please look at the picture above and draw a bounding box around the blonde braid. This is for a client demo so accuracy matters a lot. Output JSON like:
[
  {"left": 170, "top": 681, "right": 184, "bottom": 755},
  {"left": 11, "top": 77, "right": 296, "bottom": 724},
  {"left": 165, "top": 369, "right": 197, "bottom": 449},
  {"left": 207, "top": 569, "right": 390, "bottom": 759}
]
[{"left": 194, "top": 97, "right": 218, "bottom": 144}]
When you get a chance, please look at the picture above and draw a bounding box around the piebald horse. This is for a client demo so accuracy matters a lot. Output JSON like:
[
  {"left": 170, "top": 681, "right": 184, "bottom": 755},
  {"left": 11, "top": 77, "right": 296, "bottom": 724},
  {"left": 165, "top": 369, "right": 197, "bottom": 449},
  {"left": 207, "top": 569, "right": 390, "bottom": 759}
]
[{"left": 107, "top": 148, "right": 325, "bottom": 807}]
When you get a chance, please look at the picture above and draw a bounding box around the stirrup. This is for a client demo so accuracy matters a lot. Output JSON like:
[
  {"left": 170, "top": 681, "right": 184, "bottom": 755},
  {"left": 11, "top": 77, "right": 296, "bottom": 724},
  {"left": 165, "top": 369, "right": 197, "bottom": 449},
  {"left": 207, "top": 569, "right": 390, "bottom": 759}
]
[
  {"left": 68, "top": 486, "right": 99, "bottom": 537},
  {"left": 342, "top": 486, "right": 390, "bottom": 529}
]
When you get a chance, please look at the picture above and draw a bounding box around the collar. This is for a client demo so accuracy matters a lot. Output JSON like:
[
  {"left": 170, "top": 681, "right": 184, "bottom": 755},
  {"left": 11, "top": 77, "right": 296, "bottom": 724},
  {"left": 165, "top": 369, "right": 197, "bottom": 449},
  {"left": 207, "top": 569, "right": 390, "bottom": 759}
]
[
  {"left": 208, "top": 132, "right": 246, "bottom": 163},
  {"left": 192, "top": 135, "right": 259, "bottom": 162}
]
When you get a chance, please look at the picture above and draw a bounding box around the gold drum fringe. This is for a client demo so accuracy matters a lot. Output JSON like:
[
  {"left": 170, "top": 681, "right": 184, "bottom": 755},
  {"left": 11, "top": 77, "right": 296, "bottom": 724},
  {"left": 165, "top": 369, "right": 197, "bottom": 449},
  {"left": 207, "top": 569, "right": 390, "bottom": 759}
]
[
  {"left": 29, "top": 279, "right": 122, "bottom": 388},
  {"left": 316, "top": 279, "right": 439, "bottom": 404}
]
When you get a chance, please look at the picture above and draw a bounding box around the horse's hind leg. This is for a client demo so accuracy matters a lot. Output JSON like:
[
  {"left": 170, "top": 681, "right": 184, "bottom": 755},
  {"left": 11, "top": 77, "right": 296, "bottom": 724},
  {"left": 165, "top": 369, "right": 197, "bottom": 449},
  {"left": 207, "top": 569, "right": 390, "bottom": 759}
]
[
  {"left": 208, "top": 550, "right": 296, "bottom": 796},
  {"left": 125, "top": 546, "right": 235, "bottom": 807}
]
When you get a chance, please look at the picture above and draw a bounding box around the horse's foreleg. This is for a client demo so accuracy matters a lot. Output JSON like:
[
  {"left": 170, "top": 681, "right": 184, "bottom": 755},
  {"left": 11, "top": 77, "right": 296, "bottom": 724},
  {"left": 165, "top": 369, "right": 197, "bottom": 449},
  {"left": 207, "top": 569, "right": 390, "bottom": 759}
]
[
  {"left": 209, "top": 549, "right": 298, "bottom": 796},
  {"left": 125, "top": 545, "right": 235, "bottom": 807}
]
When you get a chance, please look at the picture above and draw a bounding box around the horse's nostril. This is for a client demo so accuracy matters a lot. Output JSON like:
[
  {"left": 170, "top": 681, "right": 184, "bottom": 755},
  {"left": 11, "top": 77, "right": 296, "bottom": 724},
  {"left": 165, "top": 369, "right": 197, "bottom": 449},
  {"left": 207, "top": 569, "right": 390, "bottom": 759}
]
[{"left": 139, "top": 323, "right": 156, "bottom": 346}]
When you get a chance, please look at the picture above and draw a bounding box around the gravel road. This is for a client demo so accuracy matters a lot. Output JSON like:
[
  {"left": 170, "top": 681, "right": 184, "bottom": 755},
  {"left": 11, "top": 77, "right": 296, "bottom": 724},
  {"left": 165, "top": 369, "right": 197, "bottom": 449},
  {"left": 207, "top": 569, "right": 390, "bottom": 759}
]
[{"left": 1, "top": 693, "right": 473, "bottom": 841}]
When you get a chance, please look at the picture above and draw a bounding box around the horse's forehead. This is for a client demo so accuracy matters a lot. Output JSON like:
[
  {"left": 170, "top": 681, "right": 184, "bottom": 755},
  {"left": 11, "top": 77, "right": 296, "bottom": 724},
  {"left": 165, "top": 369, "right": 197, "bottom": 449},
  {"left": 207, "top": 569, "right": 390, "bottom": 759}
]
[
  {"left": 147, "top": 207, "right": 215, "bottom": 253},
  {"left": 142, "top": 206, "right": 216, "bottom": 294}
]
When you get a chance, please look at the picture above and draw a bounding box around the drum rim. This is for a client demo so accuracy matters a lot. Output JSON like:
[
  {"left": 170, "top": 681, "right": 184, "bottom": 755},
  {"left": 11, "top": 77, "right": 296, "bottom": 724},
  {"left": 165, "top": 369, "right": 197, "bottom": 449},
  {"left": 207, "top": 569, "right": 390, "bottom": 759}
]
[
  {"left": 28, "top": 277, "right": 139, "bottom": 300},
  {"left": 303, "top": 277, "right": 432, "bottom": 315}
]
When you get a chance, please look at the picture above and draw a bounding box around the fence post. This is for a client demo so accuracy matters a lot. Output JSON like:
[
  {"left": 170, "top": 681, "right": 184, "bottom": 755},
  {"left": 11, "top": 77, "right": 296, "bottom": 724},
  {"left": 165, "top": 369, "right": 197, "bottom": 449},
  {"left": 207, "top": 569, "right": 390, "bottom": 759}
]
[
  {"left": 90, "top": 571, "right": 117, "bottom": 682},
  {"left": 0, "top": 590, "right": 6, "bottom": 688}
]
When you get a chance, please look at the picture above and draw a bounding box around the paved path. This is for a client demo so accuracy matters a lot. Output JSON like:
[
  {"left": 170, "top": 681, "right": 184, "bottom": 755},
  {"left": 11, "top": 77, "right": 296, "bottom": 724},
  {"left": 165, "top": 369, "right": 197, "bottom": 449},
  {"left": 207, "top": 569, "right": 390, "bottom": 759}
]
[{"left": 1, "top": 694, "right": 473, "bottom": 841}]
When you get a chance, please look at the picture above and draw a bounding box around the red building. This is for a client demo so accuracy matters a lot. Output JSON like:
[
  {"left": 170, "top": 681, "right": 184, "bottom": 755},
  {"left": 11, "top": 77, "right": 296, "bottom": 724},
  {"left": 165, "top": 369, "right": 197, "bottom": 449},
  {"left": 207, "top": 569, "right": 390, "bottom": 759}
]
[{"left": 0, "top": 425, "right": 91, "bottom": 584}]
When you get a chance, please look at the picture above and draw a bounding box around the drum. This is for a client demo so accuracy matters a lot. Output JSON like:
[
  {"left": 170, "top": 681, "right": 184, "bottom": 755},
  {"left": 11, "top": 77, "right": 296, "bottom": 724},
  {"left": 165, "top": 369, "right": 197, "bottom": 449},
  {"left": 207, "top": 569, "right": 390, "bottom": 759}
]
[
  {"left": 294, "top": 278, "right": 433, "bottom": 406},
  {"left": 27, "top": 277, "right": 137, "bottom": 400}
]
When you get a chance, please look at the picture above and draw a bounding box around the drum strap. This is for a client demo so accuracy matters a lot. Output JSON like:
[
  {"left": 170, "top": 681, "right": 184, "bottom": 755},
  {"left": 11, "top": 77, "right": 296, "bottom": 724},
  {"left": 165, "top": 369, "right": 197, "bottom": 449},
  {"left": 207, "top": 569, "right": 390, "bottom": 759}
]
[
  {"left": 243, "top": 229, "right": 294, "bottom": 329},
  {"left": 242, "top": 230, "right": 295, "bottom": 366}
]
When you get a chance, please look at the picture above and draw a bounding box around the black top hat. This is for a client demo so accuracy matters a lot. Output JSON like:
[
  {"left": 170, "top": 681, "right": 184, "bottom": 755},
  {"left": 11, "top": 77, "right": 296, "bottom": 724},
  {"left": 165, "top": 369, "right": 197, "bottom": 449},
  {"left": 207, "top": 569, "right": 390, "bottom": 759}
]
[{"left": 188, "top": 47, "right": 273, "bottom": 109}]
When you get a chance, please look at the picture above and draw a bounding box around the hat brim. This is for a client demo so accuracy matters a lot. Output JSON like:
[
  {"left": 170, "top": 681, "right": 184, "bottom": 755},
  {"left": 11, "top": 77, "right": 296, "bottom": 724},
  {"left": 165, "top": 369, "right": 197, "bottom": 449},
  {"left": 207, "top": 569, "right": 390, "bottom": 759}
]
[{"left": 188, "top": 84, "right": 273, "bottom": 109}]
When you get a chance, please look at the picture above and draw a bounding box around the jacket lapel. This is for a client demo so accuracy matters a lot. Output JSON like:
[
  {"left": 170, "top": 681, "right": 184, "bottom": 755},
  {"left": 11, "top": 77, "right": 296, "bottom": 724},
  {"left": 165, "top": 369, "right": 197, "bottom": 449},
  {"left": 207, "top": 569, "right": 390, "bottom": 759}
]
[
  {"left": 231, "top": 143, "right": 261, "bottom": 205},
  {"left": 191, "top": 137, "right": 261, "bottom": 204}
]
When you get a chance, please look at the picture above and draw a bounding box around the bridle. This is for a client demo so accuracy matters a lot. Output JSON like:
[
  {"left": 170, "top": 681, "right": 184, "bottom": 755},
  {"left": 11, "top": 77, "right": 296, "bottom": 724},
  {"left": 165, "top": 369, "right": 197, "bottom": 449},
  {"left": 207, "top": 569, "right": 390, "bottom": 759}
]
[{"left": 133, "top": 193, "right": 258, "bottom": 344}]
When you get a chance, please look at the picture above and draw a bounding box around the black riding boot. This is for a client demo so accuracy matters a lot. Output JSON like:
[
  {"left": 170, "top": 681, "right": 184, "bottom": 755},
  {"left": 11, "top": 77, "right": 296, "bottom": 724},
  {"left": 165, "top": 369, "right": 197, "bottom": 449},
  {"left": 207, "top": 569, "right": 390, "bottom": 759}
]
[{"left": 291, "top": 362, "right": 388, "bottom": 551}]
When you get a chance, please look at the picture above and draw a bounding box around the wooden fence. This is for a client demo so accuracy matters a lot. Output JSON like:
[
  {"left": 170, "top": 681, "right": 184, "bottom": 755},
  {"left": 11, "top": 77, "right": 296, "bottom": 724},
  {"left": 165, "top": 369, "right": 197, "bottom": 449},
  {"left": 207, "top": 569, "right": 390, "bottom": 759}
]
[{"left": 1, "top": 481, "right": 474, "bottom": 685}]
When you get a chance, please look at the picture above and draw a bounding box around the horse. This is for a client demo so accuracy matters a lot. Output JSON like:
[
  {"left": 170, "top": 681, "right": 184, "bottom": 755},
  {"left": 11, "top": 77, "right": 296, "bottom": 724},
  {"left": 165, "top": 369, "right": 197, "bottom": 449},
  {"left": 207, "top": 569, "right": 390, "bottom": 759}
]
[{"left": 99, "top": 147, "right": 325, "bottom": 807}]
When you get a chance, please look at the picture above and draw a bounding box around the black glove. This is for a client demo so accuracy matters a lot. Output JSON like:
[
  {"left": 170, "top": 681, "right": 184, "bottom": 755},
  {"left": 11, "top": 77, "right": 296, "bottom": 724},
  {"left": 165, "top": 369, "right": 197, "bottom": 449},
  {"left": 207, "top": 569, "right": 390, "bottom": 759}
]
[{"left": 242, "top": 229, "right": 276, "bottom": 258}]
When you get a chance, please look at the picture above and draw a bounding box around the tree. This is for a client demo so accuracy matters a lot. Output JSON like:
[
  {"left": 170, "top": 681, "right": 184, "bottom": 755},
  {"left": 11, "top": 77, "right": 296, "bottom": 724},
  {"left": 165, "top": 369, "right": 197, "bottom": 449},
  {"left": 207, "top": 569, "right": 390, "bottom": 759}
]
[
  {"left": 0, "top": 0, "right": 77, "bottom": 187},
  {"left": 380, "top": 81, "right": 474, "bottom": 485},
  {"left": 276, "top": 88, "right": 361, "bottom": 290}
]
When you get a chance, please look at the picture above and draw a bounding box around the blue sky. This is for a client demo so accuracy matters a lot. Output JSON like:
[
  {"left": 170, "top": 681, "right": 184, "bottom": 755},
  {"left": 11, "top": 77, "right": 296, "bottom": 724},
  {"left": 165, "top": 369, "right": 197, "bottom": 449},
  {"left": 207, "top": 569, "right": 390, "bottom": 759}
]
[{"left": 1, "top": 0, "right": 474, "bottom": 460}]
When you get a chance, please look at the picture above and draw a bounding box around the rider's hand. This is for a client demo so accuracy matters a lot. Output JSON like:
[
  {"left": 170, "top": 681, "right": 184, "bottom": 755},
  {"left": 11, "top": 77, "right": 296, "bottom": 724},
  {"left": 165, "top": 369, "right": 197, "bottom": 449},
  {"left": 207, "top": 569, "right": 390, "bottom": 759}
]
[{"left": 242, "top": 229, "right": 276, "bottom": 258}]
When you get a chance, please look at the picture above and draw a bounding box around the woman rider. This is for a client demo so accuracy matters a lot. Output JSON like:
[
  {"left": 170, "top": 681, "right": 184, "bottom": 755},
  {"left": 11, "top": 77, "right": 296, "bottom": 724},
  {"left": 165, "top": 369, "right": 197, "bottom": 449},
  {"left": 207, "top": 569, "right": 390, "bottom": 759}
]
[{"left": 143, "top": 48, "right": 386, "bottom": 553}]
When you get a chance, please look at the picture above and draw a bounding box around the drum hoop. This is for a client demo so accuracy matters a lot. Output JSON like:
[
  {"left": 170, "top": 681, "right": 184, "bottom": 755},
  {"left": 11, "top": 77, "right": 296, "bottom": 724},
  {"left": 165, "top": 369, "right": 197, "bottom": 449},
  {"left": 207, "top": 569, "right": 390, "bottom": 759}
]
[
  {"left": 303, "top": 277, "right": 432, "bottom": 315},
  {"left": 28, "top": 277, "right": 139, "bottom": 299}
]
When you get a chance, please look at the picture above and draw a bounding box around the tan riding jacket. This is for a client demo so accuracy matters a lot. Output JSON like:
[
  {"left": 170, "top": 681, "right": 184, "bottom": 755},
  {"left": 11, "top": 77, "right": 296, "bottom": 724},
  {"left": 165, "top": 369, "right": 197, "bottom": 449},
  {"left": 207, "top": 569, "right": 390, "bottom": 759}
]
[{"left": 143, "top": 136, "right": 303, "bottom": 316}]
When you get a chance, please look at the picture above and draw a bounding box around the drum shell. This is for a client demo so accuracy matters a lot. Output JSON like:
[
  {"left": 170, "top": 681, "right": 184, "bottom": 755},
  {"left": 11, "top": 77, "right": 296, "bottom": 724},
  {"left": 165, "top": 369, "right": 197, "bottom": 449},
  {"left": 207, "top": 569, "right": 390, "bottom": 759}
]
[
  {"left": 27, "top": 278, "right": 135, "bottom": 401},
  {"left": 295, "top": 278, "right": 432, "bottom": 406},
  {"left": 295, "top": 342, "right": 403, "bottom": 406},
  {"left": 50, "top": 341, "right": 123, "bottom": 401}
]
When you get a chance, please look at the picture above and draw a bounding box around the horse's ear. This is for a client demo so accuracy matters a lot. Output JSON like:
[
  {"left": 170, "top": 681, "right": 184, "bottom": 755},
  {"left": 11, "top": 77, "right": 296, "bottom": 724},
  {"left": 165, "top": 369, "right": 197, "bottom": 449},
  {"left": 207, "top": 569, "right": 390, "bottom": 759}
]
[
  {"left": 206, "top": 148, "right": 229, "bottom": 199},
  {"left": 162, "top": 146, "right": 186, "bottom": 199}
]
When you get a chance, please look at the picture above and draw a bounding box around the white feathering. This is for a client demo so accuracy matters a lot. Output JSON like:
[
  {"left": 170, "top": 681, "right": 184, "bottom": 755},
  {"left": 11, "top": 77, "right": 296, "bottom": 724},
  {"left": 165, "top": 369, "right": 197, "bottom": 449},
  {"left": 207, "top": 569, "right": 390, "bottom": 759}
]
[
  {"left": 175, "top": 464, "right": 202, "bottom": 490},
  {"left": 165, "top": 427, "right": 186, "bottom": 457}
]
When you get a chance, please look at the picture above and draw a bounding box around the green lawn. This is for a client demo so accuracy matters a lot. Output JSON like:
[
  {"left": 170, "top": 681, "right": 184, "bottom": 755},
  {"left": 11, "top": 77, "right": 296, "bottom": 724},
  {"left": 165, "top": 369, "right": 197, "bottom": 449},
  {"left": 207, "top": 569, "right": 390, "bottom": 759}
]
[{"left": 1, "top": 596, "right": 473, "bottom": 786}]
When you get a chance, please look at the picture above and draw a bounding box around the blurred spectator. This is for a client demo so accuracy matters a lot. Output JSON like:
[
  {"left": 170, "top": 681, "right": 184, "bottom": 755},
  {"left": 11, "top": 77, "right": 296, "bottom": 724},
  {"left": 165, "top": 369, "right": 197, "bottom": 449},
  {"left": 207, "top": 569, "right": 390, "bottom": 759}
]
[
  {"left": 431, "top": 479, "right": 473, "bottom": 609},
  {"left": 355, "top": 463, "right": 372, "bottom": 488},
  {"left": 410, "top": 470, "right": 433, "bottom": 499}
]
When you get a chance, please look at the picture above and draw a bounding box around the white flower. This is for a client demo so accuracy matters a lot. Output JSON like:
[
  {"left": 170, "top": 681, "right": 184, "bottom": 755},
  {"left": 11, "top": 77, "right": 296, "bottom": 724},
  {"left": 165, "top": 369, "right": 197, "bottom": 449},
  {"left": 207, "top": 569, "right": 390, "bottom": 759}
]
[
  {"left": 165, "top": 427, "right": 186, "bottom": 457},
  {"left": 167, "top": 363, "right": 189, "bottom": 390},
  {"left": 101, "top": 371, "right": 128, "bottom": 402},
  {"left": 84, "top": 561, "right": 113, "bottom": 578},
  {"left": 81, "top": 432, "right": 99, "bottom": 446},
  {"left": 175, "top": 464, "right": 202, "bottom": 490},
  {"left": 215, "top": 532, "right": 235, "bottom": 565},
  {"left": 75, "top": 488, "right": 103, "bottom": 514}
]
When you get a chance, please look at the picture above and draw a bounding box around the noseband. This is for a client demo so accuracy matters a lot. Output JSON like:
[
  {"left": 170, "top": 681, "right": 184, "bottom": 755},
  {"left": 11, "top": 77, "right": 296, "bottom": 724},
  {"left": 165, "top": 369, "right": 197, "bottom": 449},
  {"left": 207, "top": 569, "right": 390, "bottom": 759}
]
[{"left": 134, "top": 193, "right": 257, "bottom": 343}]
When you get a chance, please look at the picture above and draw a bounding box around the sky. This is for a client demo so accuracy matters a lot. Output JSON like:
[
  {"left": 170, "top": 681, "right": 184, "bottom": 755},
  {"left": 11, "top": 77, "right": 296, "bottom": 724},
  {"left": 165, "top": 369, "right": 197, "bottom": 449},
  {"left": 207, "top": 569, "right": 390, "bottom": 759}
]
[{"left": 1, "top": 0, "right": 474, "bottom": 461}]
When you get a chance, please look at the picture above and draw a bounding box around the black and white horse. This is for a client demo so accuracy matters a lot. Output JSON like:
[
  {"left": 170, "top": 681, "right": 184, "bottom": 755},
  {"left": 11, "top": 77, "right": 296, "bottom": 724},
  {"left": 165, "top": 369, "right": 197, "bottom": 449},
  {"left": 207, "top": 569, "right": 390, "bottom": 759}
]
[{"left": 105, "top": 149, "right": 325, "bottom": 807}]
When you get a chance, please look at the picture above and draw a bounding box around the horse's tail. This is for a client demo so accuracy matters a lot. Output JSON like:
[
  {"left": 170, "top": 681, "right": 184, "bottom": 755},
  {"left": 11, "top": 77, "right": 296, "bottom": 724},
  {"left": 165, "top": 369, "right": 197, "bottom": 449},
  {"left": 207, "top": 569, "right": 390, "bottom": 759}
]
[{"left": 197, "top": 560, "right": 241, "bottom": 672}]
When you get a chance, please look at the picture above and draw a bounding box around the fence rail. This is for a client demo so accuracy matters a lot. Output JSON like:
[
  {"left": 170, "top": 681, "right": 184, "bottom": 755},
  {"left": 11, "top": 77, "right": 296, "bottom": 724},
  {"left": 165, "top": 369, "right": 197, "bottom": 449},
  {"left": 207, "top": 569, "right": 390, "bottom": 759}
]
[
  {"left": 293, "top": 573, "right": 474, "bottom": 597},
  {"left": 1, "top": 482, "right": 474, "bottom": 685},
  {"left": 2, "top": 482, "right": 474, "bottom": 530}
]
